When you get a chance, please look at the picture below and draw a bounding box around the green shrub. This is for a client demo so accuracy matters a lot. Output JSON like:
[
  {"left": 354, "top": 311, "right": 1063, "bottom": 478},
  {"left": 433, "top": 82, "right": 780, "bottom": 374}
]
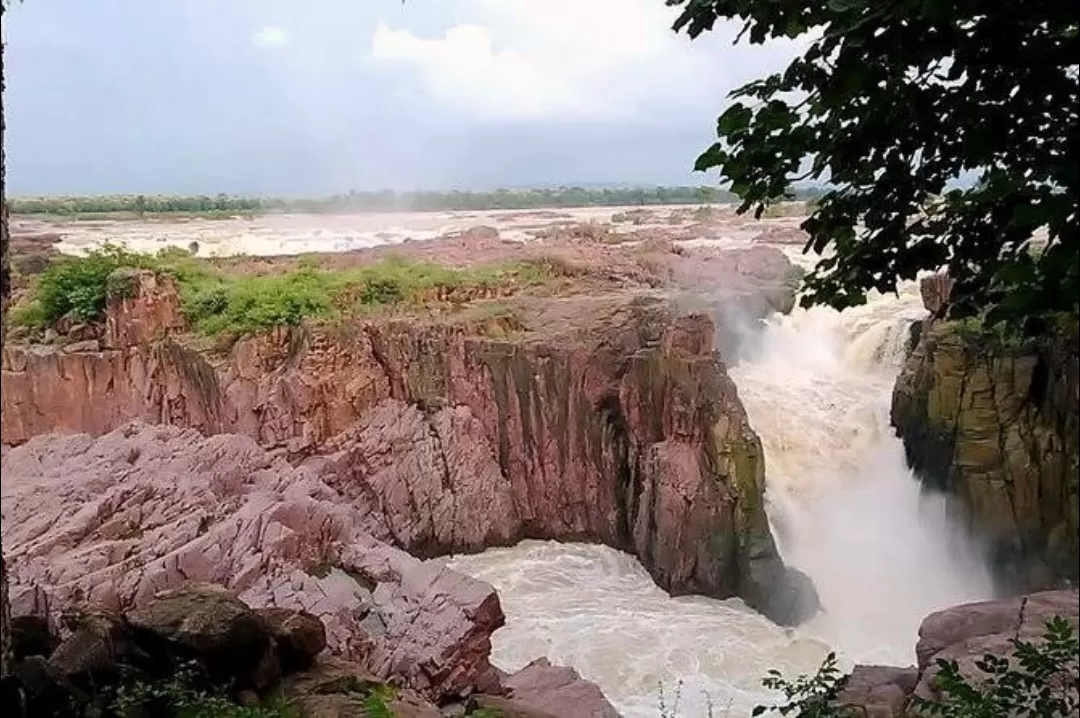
[
  {"left": 19, "top": 245, "right": 553, "bottom": 337},
  {"left": 186, "top": 269, "right": 334, "bottom": 336},
  {"left": 35, "top": 244, "right": 156, "bottom": 323},
  {"left": 753, "top": 652, "right": 851, "bottom": 718}
]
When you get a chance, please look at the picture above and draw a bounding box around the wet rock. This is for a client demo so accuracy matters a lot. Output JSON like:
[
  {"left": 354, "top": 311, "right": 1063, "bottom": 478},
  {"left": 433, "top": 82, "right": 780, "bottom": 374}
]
[
  {"left": 748, "top": 565, "right": 820, "bottom": 628},
  {"left": 127, "top": 584, "right": 279, "bottom": 691},
  {"left": 2, "top": 288, "right": 805, "bottom": 624},
  {"left": 501, "top": 658, "right": 620, "bottom": 718},
  {"left": 283, "top": 656, "right": 441, "bottom": 718},
  {"left": 11, "top": 614, "right": 58, "bottom": 660},
  {"left": 256, "top": 607, "right": 327, "bottom": 672},
  {"left": 835, "top": 665, "right": 917, "bottom": 718}
]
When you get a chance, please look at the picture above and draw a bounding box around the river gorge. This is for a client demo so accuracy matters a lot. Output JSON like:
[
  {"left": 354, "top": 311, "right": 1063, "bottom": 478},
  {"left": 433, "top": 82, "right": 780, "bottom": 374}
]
[{"left": 2, "top": 206, "right": 1076, "bottom": 717}]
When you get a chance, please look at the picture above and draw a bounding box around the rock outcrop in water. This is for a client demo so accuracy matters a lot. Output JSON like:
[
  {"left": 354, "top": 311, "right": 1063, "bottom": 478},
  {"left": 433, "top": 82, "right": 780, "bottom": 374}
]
[
  {"left": 0, "top": 423, "right": 619, "bottom": 717},
  {"left": 1, "top": 265, "right": 815, "bottom": 625},
  {"left": 892, "top": 275, "right": 1080, "bottom": 591},
  {"left": 836, "top": 589, "right": 1079, "bottom": 717}
]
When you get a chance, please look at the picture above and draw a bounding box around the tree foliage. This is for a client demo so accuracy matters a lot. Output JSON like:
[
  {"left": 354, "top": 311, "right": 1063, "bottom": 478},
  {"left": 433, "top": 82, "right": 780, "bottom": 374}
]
[
  {"left": 670, "top": 0, "right": 1079, "bottom": 333},
  {"left": 7, "top": 185, "right": 827, "bottom": 216},
  {"left": 752, "top": 652, "right": 853, "bottom": 717}
]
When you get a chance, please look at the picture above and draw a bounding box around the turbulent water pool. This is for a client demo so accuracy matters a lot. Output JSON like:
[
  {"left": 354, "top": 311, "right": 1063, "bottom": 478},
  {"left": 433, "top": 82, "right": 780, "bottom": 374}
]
[{"left": 449, "top": 285, "right": 996, "bottom": 717}]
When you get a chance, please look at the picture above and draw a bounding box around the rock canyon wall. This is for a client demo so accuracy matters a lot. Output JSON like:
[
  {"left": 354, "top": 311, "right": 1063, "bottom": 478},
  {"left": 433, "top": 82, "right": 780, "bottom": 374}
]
[{"left": 892, "top": 276, "right": 1080, "bottom": 591}]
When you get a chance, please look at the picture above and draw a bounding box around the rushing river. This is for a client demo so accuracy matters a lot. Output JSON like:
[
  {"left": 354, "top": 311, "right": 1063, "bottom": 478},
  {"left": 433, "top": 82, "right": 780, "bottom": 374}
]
[{"left": 449, "top": 285, "right": 996, "bottom": 717}]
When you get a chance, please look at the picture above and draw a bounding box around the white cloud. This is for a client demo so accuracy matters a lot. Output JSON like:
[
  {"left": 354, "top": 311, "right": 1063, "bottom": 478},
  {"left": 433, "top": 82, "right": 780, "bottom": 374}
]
[
  {"left": 368, "top": 0, "right": 803, "bottom": 122},
  {"left": 251, "top": 26, "right": 288, "bottom": 49}
]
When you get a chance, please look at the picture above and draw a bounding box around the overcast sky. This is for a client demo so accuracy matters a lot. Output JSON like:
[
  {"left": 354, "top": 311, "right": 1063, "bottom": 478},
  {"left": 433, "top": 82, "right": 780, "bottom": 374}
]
[{"left": 4, "top": 0, "right": 802, "bottom": 196}]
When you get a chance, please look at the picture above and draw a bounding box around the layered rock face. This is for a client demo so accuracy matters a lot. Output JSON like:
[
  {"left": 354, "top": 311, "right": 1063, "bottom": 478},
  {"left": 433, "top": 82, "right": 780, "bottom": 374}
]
[
  {"left": 1, "top": 270, "right": 814, "bottom": 625},
  {"left": 836, "top": 589, "right": 1079, "bottom": 717},
  {"left": 0, "top": 423, "right": 618, "bottom": 717},
  {"left": 891, "top": 278, "right": 1079, "bottom": 591}
]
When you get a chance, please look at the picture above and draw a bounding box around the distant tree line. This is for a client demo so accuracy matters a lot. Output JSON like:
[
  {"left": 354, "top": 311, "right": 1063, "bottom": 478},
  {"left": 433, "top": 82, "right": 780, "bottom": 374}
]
[{"left": 8, "top": 185, "right": 828, "bottom": 217}]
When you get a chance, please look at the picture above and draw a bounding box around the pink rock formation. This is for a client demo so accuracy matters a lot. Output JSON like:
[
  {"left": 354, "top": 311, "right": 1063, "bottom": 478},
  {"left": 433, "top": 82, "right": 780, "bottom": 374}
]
[
  {"left": 1, "top": 278, "right": 815, "bottom": 624},
  {"left": 836, "top": 589, "right": 1080, "bottom": 716},
  {"left": 0, "top": 423, "right": 535, "bottom": 704},
  {"left": 913, "top": 589, "right": 1080, "bottom": 702}
]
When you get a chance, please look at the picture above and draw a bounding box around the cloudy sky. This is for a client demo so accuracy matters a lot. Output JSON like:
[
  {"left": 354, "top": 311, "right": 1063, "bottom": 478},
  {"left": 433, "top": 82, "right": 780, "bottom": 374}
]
[{"left": 4, "top": 0, "right": 802, "bottom": 196}]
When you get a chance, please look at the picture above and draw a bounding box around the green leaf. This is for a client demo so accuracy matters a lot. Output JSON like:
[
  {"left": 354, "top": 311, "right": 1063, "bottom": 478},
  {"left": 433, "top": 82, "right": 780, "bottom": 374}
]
[{"left": 717, "top": 103, "right": 753, "bottom": 137}]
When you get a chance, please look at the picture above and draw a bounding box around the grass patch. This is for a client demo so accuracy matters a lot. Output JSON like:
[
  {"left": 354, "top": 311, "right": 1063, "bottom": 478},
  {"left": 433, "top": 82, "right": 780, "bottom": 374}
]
[{"left": 12, "top": 244, "right": 555, "bottom": 338}]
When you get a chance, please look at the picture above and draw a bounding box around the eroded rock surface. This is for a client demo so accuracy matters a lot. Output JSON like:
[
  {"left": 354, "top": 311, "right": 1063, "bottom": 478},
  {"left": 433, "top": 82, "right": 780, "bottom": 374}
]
[
  {"left": 2, "top": 270, "right": 814, "bottom": 624},
  {"left": 892, "top": 277, "right": 1079, "bottom": 590},
  {"left": 0, "top": 424, "right": 509, "bottom": 702}
]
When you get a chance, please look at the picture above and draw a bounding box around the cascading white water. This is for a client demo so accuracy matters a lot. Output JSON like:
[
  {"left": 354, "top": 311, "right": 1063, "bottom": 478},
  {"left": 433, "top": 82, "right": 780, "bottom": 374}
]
[
  {"left": 450, "top": 285, "right": 995, "bottom": 717},
  {"left": 729, "top": 285, "right": 994, "bottom": 666}
]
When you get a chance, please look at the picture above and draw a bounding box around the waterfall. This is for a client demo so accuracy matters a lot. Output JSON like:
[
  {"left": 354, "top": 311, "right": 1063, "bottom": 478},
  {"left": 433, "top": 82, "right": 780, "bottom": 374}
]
[{"left": 450, "top": 284, "right": 994, "bottom": 717}]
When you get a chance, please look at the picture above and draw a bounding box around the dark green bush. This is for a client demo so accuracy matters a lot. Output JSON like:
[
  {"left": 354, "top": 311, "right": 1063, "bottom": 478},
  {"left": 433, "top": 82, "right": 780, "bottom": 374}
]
[{"left": 36, "top": 245, "right": 155, "bottom": 323}]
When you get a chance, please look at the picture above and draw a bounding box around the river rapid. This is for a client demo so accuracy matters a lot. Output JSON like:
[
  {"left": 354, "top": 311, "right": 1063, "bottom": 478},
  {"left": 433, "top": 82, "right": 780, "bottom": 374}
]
[{"left": 449, "top": 284, "right": 996, "bottom": 717}]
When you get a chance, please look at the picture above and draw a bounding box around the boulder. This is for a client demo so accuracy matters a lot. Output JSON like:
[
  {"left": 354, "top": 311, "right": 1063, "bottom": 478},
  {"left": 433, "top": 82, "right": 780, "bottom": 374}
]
[
  {"left": 47, "top": 610, "right": 132, "bottom": 685},
  {"left": 500, "top": 658, "right": 620, "bottom": 718},
  {"left": 127, "top": 584, "right": 280, "bottom": 691},
  {"left": 282, "top": 656, "right": 440, "bottom": 718},
  {"left": 256, "top": 607, "right": 327, "bottom": 672},
  {"left": 839, "top": 590, "right": 1080, "bottom": 716},
  {"left": 835, "top": 665, "right": 918, "bottom": 718}
]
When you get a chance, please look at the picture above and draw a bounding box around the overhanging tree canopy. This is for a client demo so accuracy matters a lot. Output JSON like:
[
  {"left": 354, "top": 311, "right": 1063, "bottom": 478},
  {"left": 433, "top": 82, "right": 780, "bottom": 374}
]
[{"left": 670, "top": 0, "right": 1078, "bottom": 332}]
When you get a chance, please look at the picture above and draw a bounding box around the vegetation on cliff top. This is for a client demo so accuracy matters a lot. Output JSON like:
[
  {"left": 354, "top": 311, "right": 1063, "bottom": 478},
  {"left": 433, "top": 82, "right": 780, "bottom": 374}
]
[
  {"left": 12, "top": 245, "right": 552, "bottom": 337},
  {"left": 672, "top": 0, "right": 1078, "bottom": 335}
]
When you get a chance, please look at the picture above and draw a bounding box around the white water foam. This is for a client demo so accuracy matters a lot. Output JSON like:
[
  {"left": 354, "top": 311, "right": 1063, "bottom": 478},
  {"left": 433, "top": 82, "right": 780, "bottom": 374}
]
[{"left": 450, "top": 284, "right": 995, "bottom": 717}]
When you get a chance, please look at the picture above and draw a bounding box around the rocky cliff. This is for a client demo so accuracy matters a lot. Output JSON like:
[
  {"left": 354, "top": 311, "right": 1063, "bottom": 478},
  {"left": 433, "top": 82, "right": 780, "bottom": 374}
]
[
  {"left": 0, "top": 422, "right": 619, "bottom": 717},
  {"left": 892, "top": 276, "right": 1079, "bottom": 591},
  {"left": 1, "top": 269, "right": 815, "bottom": 626}
]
